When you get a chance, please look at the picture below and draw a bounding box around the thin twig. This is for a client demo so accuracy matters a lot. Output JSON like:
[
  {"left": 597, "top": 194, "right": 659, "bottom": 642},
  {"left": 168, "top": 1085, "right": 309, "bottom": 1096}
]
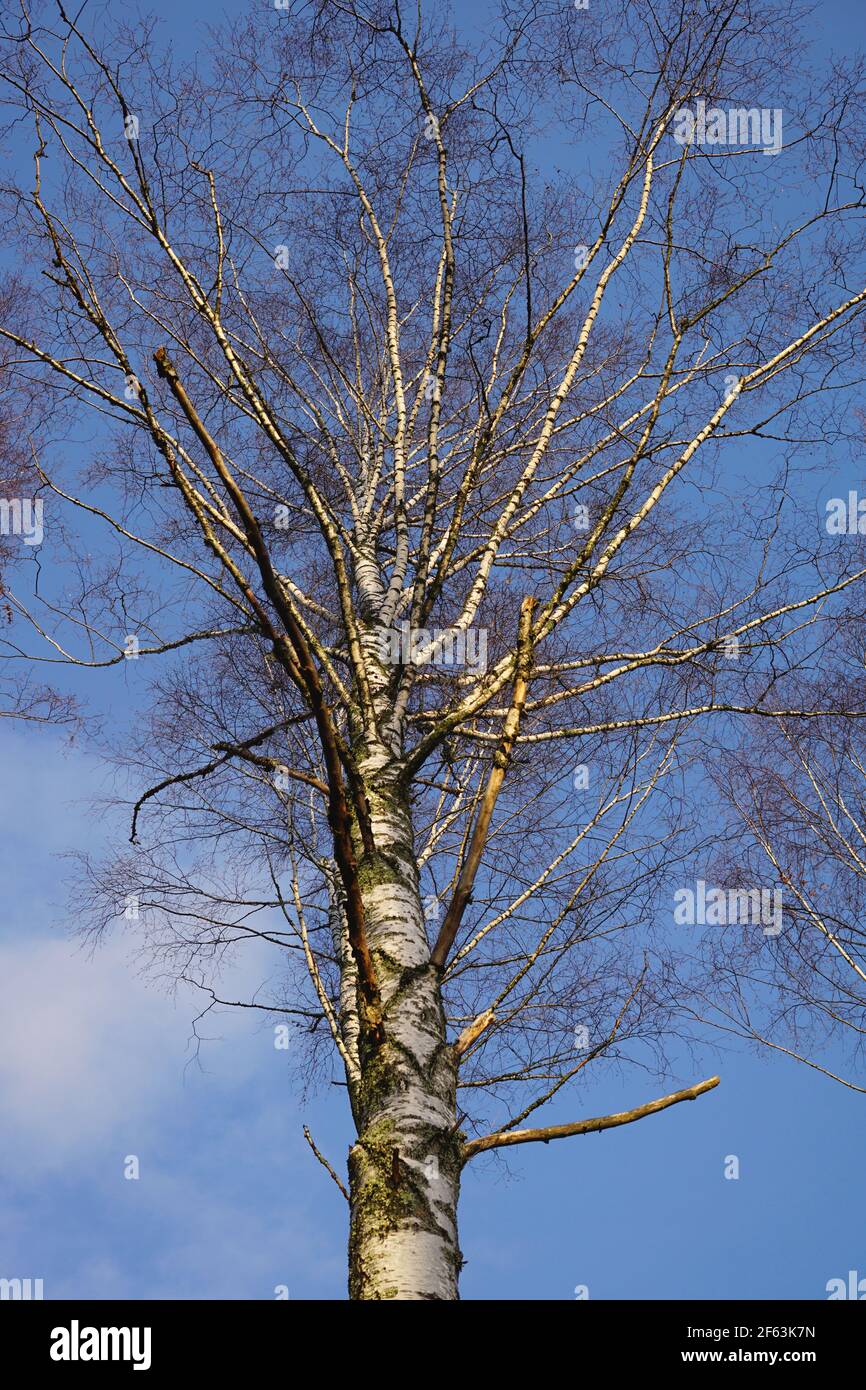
[{"left": 303, "top": 1125, "right": 350, "bottom": 1203}]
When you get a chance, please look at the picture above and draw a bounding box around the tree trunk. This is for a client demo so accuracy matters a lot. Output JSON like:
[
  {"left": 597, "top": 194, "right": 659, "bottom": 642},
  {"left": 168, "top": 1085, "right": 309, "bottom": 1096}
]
[{"left": 347, "top": 751, "right": 463, "bottom": 1300}]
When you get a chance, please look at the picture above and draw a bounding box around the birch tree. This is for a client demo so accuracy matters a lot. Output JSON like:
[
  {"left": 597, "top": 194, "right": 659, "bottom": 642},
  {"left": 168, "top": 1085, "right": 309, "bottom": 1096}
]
[
  {"left": 1, "top": 0, "right": 865, "bottom": 1298},
  {"left": 706, "top": 692, "right": 866, "bottom": 1092},
  {"left": 0, "top": 284, "right": 77, "bottom": 723}
]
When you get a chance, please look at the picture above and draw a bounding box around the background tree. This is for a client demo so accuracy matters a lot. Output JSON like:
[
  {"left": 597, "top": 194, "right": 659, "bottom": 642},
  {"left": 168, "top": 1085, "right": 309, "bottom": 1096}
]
[
  {"left": 706, "top": 680, "right": 866, "bottom": 1092},
  {"left": 0, "top": 286, "right": 77, "bottom": 722},
  {"left": 1, "top": 0, "right": 865, "bottom": 1298}
]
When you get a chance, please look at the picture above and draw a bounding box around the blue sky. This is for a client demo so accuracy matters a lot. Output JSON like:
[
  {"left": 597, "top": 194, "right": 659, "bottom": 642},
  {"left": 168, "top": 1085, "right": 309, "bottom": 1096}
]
[
  {"left": 1, "top": 0, "right": 864, "bottom": 1301},
  {"left": 1, "top": 721, "right": 860, "bottom": 1300}
]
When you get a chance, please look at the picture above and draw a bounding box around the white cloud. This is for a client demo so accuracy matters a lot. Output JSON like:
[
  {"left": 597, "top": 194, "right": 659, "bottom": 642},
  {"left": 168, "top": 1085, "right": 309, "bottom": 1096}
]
[
  {"left": 0, "top": 936, "right": 190, "bottom": 1171},
  {"left": 0, "top": 728, "right": 348, "bottom": 1297}
]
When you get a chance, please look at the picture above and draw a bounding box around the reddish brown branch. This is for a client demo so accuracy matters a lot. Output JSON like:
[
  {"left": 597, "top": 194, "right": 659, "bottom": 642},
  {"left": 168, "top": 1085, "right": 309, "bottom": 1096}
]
[
  {"left": 154, "top": 347, "right": 382, "bottom": 1037},
  {"left": 430, "top": 596, "right": 536, "bottom": 969}
]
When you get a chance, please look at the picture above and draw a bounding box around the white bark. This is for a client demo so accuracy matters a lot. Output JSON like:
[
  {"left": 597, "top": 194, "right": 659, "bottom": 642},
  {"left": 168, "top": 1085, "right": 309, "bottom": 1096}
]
[{"left": 347, "top": 749, "right": 462, "bottom": 1300}]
